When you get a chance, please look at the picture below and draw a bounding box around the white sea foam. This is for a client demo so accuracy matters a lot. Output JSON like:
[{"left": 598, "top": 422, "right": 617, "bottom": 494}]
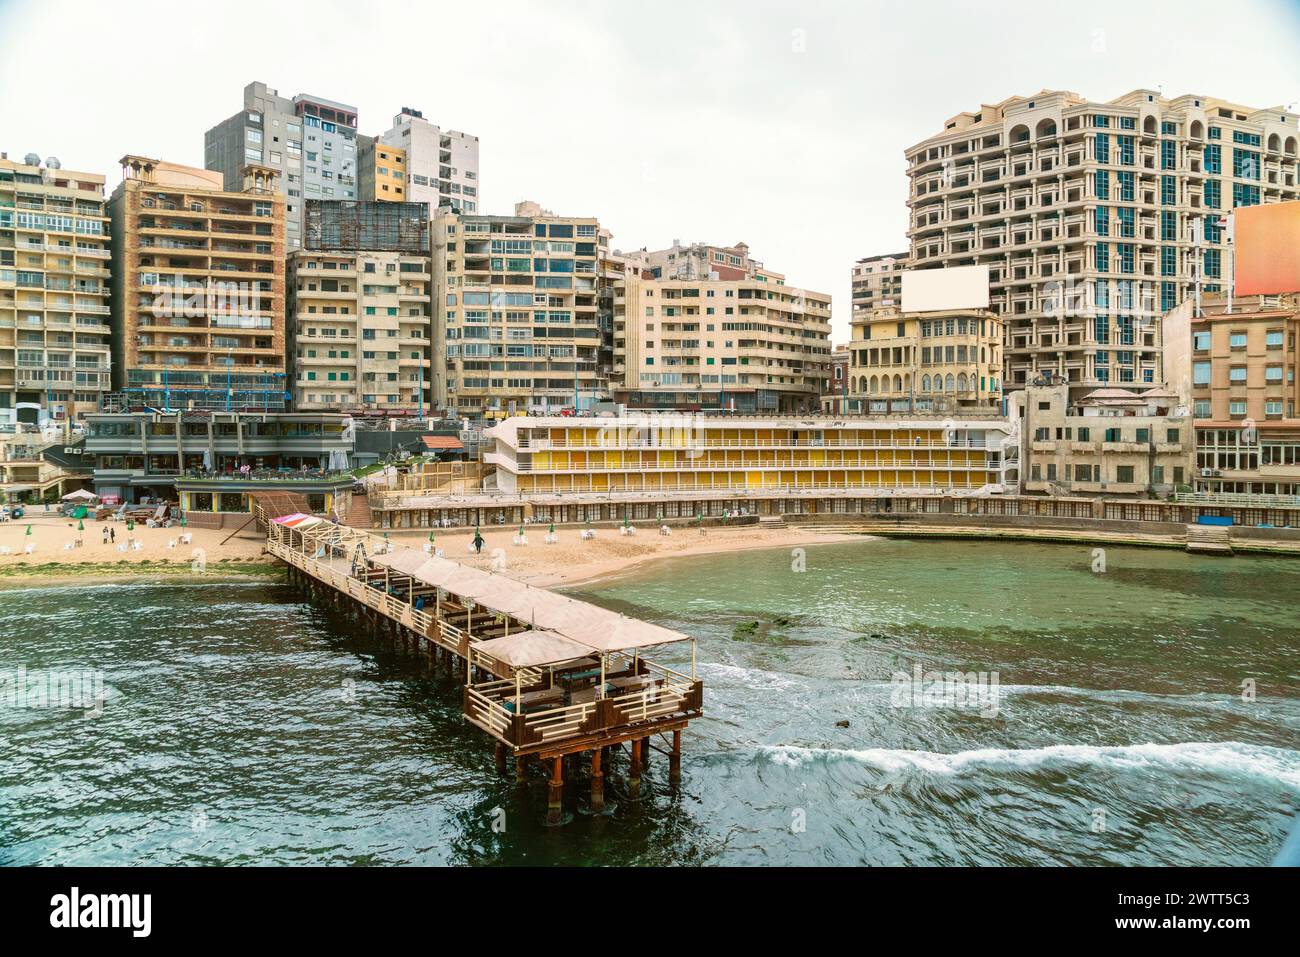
[
  {"left": 760, "top": 741, "right": 1300, "bottom": 789},
  {"left": 698, "top": 662, "right": 804, "bottom": 693}
]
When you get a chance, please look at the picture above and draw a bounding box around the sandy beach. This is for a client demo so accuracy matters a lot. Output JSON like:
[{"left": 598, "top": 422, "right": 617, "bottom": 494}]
[{"left": 0, "top": 511, "right": 866, "bottom": 589}]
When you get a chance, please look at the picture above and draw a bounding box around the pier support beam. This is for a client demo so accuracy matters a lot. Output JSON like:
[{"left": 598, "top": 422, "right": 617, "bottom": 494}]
[
  {"left": 590, "top": 748, "right": 605, "bottom": 813},
  {"left": 641, "top": 735, "right": 651, "bottom": 772},
  {"left": 495, "top": 743, "right": 507, "bottom": 776},
  {"left": 629, "top": 738, "right": 642, "bottom": 797},
  {"left": 547, "top": 756, "right": 564, "bottom": 825},
  {"left": 516, "top": 753, "right": 529, "bottom": 783},
  {"left": 669, "top": 730, "right": 682, "bottom": 786}
]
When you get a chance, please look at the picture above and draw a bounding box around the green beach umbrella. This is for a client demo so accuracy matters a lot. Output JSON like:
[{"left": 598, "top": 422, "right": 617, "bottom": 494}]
[
  {"left": 428, "top": 531, "right": 435, "bottom": 543},
  {"left": 77, "top": 519, "right": 85, "bottom": 532},
  {"left": 25, "top": 524, "right": 32, "bottom": 536},
  {"left": 549, "top": 523, "right": 555, "bottom": 534},
  {"left": 127, "top": 520, "right": 135, "bottom": 531},
  {"left": 180, "top": 516, "right": 187, "bottom": 528},
  {"left": 623, "top": 516, "right": 630, "bottom": 527}
]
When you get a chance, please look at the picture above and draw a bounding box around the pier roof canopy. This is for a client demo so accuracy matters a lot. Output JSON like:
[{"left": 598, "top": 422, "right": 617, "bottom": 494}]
[
  {"left": 470, "top": 630, "right": 594, "bottom": 668},
  {"left": 371, "top": 548, "right": 690, "bottom": 653}
]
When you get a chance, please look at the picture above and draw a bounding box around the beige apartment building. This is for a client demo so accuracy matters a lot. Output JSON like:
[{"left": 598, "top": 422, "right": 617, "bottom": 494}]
[
  {"left": 109, "top": 156, "right": 287, "bottom": 410},
  {"left": 906, "top": 89, "right": 1300, "bottom": 392},
  {"left": 288, "top": 249, "right": 432, "bottom": 414},
  {"left": 847, "top": 306, "right": 1004, "bottom": 414},
  {"left": 613, "top": 245, "right": 832, "bottom": 413},
  {"left": 1184, "top": 294, "right": 1300, "bottom": 497},
  {"left": 851, "top": 252, "right": 908, "bottom": 321},
  {"left": 1016, "top": 382, "right": 1193, "bottom": 497},
  {"left": 0, "top": 154, "right": 112, "bottom": 425},
  {"left": 432, "top": 201, "right": 604, "bottom": 419}
]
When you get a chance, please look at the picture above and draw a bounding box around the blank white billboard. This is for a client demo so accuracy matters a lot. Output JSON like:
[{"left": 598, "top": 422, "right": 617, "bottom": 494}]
[{"left": 901, "top": 265, "right": 990, "bottom": 312}]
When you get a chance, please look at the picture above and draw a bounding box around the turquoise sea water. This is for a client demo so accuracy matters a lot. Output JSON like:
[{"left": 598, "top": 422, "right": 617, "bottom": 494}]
[{"left": 2, "top": 538, "right": 1298, "bottom": 865}]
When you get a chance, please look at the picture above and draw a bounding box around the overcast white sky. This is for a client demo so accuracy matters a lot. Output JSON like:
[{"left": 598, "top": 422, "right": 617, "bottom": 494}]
[{"left": 2, "top": 0, "right": 1298, "bottom": 342}]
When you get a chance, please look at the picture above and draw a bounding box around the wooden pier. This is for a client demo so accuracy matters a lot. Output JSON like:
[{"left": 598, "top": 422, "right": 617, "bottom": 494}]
[{"left": 263, "top": 511, "right": 703, "bottom": 822}]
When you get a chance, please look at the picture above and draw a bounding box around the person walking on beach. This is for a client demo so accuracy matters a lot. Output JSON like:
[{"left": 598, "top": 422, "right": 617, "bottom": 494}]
[
  {"left": 110, "top": 526, "right": 116, "bottom": 544},
  {"left": 472, "top": 527, "right": 485, "bottom": 554},
  {"left": 102, "top": 527, "right": 109, "bottom": 545}
]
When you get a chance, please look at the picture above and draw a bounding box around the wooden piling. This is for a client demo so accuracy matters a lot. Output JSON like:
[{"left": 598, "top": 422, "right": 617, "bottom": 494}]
[
  {"left": 516, "top": 752, "right": 529, "bottom": 783},
  {"left": 629, "top": 738, "right": 642, "bottom": 796},
  {"left": 547, "top": 756, "right": 564, "bottom": 825},
  {"left": 669, "top": 730, "right": 682, "bottom": 785},
  {"left": 495, "top": 743, "right": 507, "bottom": 775},
  {"left": 590, "top": 748, "right": 605, "bottom": 812}
]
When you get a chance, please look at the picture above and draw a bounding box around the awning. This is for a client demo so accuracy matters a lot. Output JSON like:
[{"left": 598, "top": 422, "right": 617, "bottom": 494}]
[
  {"left": 470, "top": 630, "right": 593, "bottom": 669},
  {"left": 370, "top": 548, "right": 690, "bottom": 653},
  {"left": 421, "top": 435, "right": 465, "bottom": 451},
  {"left": 61, "top": 489, "right": 99, "bottom": 501},
  {"left": 273, "top": 513, "right": 326, "bottom": 528}
]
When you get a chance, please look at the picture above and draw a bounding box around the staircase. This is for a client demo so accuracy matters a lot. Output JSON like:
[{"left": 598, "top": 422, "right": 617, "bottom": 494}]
[
  {"left": 758, "top": 515, "right": 787, "bottom": 530},
  {"left": 1185, "top": 523, "right": 1234, "bottom": 556},
  {"left": 341, "top": 490, "right": 374, "bottom": 528},
  {"left": 248, "top": 491, "right": 312, "bottom": 528}
]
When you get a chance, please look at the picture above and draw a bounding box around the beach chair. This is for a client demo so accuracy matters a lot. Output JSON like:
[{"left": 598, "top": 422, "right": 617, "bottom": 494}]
[
  {"left": 24, "top": 544, "right": 36, "bottom": 555},
  {"left": 117, "top": 543, "right": 128, "bottom": 553},
  {"left": 166, "top": 539, "right": 177, "bottom": 549},
  {"left": 180, "top": 533, "right": 192, "bottom": 545},
  {"left": 131, "top": 540, "right": 143, "bottom": 551},
  {"left": 64, "top": 542, "right": 75, "bottom": 551},
  {"left": 0, "top": 546, "right": 11, "bottom": 556}
]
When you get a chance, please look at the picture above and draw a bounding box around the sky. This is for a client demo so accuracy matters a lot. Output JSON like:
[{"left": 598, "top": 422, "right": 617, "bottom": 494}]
[{"left": 2, "top": 0, "right": 1298, "bottom": 344}]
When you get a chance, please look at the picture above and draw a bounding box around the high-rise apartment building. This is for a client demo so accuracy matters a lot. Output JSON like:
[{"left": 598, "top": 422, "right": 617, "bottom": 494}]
[
  {"left": 378, "top": 108, "right": 479, "bottom": 214},
  {"left": 205, "top": 81, "right": 359, "bottom": 250},
  {"left": 612, "top": 244, "right": 832, "bottom": 413},
  {"left": 851, "top": 252, "right": 908, "bottom": 320},
  {"left": 289, "top": 201, "right": 432, "bottom": 414},
  {"left": 109, "top": 156, "right": 287, "bottom": 409},
  {"left": 906, "top": 89, "right": 1300, "bottom": 393},
  {"left": 0, "top": 153, "right": 112, "bottom": 424},
  {"left": 432, "top": 201, "right": 602, "bottom": 419}
]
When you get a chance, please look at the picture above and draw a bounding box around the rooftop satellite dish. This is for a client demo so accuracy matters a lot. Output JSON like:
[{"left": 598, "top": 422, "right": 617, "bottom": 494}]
[
  {"left": 23, "top": 152, "right": 41, "bottom": 167},
  {"left": 46, "top": 157, "right": 61, "bottom": 170}
]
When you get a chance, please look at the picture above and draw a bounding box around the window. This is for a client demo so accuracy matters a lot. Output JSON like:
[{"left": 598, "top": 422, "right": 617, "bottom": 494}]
[
  {"left": 1193, "top": 361, "right": 1211, "bottom": 385},
  {"left": 1116, "top": 466, "right": 1135, "bottom": 483},
  {"left": 1193, "top": 331, "right": 1211, "bottom": 351}
]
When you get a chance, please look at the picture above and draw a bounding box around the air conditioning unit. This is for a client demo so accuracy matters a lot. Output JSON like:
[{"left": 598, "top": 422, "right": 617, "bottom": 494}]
[
  {"left": 1212, "top": 470, "right": 1222, "bottom": 477},
  {"left": 1200, "top": 468, "right": 1212, "bottom": 477}
]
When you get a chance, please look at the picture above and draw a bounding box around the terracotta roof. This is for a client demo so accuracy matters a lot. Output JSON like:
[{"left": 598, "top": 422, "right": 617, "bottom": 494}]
[{"left": 421, "top": 435, "right": 464, "bottom": 450}]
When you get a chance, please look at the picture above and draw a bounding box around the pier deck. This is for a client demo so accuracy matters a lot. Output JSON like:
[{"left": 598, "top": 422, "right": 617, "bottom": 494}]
[{"left": 263, "top": 511, "right": 702, "bottom": 820}]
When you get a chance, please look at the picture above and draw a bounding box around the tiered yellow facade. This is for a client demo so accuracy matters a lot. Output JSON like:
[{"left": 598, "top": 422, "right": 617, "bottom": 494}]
[{"left": 485, "top": 416, "right": 1012, "bottom": 495}]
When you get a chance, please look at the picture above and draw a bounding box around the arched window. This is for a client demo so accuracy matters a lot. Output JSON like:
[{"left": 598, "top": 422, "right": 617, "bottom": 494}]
[
  {"left": 893, "top": 374, "right": 903, "bottom": 393},
  {"left": 1142, "top": 115, "right": 1157, "bottom": 135},
  {"left": 957, "top": 373, "right": 968, "bottom": 392},
  {"left": 1267, "top": 133, "right": 1281, "bottom": 154},
  {"left": 1010, "top": 123, "right": 1030, "bottom": 145},
  {"left": 922, "top": 375, "right": 931, "bottom": 392},
  {"left": 1036, "top": 118, "right": 1057, "bottom": 140},
  {"left": 1190, "top": 120, "right": 1204, "bottom": 140},
  {"left": 1284, "top": 136, "right": 1297, "bottom": 157},
  {"left": 945, "top": 374, "right": 956, "bottom": 392},
  {"left": 869, "top": 375, "right": 879, "bottom": 393}
]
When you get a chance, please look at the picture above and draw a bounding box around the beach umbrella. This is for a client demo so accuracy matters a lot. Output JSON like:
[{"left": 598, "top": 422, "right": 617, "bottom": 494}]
[
  {"left": 180, "top": 515, "right": 187, "bottom": 528},
  {"left": 549, "top": 523, "right": 555, "bottom": 534},
  {"left": 127, "top": 520, "right": 135, "bottom": 531},
  {"left": 428, "top": 531, "right": 435, "bottom": 543},
  {"left": 25, "top": 524, "right": 32, "bottom": 536},
  {"left": 77, "top": 519, "right": 85, "bottom": 532},
  {"left": 623, "top": 515, "right": 630, "bottom": 527}
]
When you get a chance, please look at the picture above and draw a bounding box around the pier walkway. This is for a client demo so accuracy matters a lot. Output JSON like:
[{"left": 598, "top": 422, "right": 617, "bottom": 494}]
[{"left": 262, "top": 510, "right": 703, "bottom": 821}]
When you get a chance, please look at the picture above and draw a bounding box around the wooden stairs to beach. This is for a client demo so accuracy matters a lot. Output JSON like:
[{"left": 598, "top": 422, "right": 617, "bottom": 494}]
[
  {"left": 340, "top": 491, "right": 373, "bottom": 529},
  {"left": 248, "top": 491, "right": 312, "bottom": 528},
  {"left": 758, "top": 516, "right": 788, "bottom": 530},
  {"left": 1185, "top": 524, "right": 1234, "bottom": 556}
]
